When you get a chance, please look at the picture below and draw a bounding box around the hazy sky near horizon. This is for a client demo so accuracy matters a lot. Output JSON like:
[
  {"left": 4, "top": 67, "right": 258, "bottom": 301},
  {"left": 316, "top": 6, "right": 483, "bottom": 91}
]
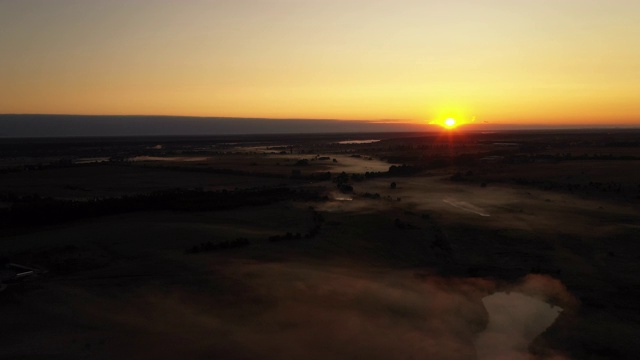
[{"left": 1, "top": 0, "right": 639, "bottom": 125}]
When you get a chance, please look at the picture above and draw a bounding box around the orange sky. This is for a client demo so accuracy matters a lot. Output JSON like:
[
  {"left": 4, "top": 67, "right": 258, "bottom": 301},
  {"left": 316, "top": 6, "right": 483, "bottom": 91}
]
[{"left": 1, "top": 1, "right": 639, "bottom": 126}]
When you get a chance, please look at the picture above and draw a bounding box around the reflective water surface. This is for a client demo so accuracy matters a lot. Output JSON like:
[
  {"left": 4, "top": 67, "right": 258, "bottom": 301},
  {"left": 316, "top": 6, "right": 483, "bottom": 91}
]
[{"left": 475, "top": 292, "right": 563, "bottom": 360}]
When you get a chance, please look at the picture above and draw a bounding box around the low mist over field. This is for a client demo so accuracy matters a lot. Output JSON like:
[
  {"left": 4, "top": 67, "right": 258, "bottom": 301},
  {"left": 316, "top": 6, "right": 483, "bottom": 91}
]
[
  {"left": 39, "top": 267, "right": 570, "bottom": 360},
  {"left": 2, "top": 132, "right": 640, "bottom": 358}
]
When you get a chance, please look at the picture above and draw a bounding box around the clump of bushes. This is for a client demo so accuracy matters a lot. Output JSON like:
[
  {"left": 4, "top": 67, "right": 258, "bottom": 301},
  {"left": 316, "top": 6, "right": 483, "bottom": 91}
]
[
  {"left": 270, "top": 208, "right": 325, "bottom": 242},
  {"left": 362, "top": 192, "right": 381, "bottom": 199}
]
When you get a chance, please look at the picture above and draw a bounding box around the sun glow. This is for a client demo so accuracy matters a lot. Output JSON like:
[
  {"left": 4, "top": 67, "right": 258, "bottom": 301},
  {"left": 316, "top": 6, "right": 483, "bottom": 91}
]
[
  {"left": 445, "top": 118, "right": 456, "bottom": 128},
  {"left": 429, "top": 112, "right": 476, "bottom": 130}
]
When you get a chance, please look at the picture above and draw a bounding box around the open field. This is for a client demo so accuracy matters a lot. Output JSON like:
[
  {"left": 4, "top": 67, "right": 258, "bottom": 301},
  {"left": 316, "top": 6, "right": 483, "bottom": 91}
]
[{"left": 1, "top": 131, "right": 640, "bottom": 359}]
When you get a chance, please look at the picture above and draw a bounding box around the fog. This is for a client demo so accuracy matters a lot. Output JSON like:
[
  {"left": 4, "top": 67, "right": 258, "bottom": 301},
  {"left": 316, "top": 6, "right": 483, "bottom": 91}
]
[
  {"left": 129, "top": 156, "right": 210, "bottom": 162},
  {"left": 443, "top": 198, "right": 491, "bottom": 217},
  {"left": 45, "top": 263, "right": 575, "bottom": 360}
]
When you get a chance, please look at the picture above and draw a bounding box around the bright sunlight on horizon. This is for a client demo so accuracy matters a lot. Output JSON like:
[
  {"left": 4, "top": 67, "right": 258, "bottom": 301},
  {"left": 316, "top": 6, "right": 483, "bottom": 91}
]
[{"left": 1, "top": 1, "right": 640, "bottom": 126}]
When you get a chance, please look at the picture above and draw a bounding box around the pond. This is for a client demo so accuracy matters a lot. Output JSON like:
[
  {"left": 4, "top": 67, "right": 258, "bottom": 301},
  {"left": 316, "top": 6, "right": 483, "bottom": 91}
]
[{"left": 475, "top": 292, "right": 563, "bottom": 359}]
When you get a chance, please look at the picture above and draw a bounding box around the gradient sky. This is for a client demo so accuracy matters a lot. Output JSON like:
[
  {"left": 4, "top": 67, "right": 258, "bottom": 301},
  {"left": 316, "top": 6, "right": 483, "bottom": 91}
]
[{"left": 1, "top": 0, "right": 639, "bottom": 125}]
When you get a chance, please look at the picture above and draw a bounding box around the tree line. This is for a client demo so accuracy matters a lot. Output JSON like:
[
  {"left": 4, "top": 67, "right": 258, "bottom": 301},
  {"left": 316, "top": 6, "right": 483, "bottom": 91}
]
[{"left": 2, "top": 187, "right": 328, "bottom": 228}]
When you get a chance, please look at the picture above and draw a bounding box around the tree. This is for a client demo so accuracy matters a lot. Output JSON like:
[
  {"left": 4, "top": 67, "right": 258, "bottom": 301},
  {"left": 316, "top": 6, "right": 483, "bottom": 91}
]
[{"left": 338, "top": 183, "right": 353, "bottom": 193}]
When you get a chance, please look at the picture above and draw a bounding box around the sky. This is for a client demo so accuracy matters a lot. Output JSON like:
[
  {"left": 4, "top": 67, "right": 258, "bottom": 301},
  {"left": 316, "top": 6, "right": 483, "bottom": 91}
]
[{"left": 1, "top": 0, "right": 639, "bottom": 126}]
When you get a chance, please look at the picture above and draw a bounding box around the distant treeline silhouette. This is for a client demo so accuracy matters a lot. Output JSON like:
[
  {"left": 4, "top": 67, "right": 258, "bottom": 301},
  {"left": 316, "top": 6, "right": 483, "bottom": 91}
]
[
  {"left": 0, "top": 159, "right": 108, "bottom": 175},
  {"left": 139, "top": 163, "right": 290, "bottom": 179},
  {"left": 2, "top": 187, "right": 328, "bottom": 227},
  {"left": 188, "top": 238, "right": 251, "bottom": 254},
  {"left": 187, "top": 207, "right": 325, "bottom": 254},
  {"left": 269, "top": 208, "right": 324, "bottom": 242}
]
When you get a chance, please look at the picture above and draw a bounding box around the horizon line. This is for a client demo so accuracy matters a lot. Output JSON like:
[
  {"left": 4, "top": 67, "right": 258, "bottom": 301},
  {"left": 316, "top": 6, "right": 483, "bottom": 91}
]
[{"left": 2, "top": 113, "right": 639, "bottom": 128}]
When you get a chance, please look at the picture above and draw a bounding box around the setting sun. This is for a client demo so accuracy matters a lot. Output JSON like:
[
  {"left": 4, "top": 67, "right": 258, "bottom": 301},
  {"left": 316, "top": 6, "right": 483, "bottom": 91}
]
[
  {"left": 445, "top": 118, "right": 456, "bottom": 128},
  {"left": 429, "top": 113, "right": 476, "bottom": 129}
]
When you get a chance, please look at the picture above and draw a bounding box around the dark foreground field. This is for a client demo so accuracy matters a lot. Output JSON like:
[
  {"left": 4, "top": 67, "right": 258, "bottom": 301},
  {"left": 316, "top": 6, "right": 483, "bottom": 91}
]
[{"left": 1, "top": 130, "right": 639, "bottom": 359}]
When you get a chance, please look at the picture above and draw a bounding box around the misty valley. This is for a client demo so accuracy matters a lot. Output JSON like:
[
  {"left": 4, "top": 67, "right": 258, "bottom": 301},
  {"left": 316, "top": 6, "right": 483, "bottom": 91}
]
[{"left": 1, "top": 130, "right": 640, "bottom": 359}]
